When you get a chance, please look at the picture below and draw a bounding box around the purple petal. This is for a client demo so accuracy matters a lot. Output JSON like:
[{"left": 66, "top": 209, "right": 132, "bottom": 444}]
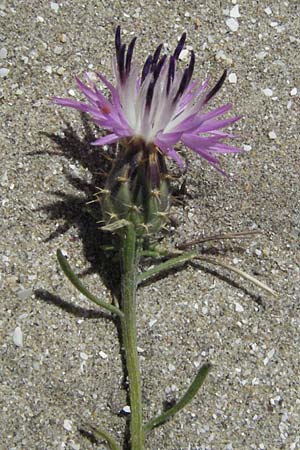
[{"left": 91, "top": 133, "right": 121, "bottom": 146}]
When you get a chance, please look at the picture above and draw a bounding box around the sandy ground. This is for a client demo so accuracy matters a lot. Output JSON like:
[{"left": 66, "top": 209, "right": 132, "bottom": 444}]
[{"left": 1, "top": 1, "right": 299, "bottom": 449}]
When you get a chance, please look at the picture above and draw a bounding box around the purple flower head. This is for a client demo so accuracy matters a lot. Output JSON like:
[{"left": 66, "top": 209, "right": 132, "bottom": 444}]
[{"left": 53, "top": 27, "right": 242, "bottom": 173}]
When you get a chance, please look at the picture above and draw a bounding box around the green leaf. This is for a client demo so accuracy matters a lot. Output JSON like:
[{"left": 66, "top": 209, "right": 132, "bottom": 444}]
[
  {"left": 56, "top": 249, "right": 124, "bottom": 318},
  {"left": 144, "top": 363, "right": 211, "bottom": 433}
]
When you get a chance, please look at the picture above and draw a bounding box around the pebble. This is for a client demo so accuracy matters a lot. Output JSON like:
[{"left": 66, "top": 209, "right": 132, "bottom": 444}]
[
  {"left": 0, "top": 47, "right": 7, "bottom": 58},
  {"left": 268, "top": 130, "right": 277, "bottom": 140},
  {"left": 60, "top": 34, "right": 67, "bottom": 43},
  {"left": 226, "top": 18, "right": 239, "bottom": 32},
  {"left": 99, "top": 350, "right": 107, "bottom": 359},
  {"left": 262, "top": 88, "right": 273, "bottom": 97},
  {"left": 290, "top": 87, "right": 297, "bottom": 96},
  {"left": 79, "top": 352, "right": 89, "bottom": 360},
  {"left": 235, "top": 302, "right": 244, "bottom": 313},
  {"left": 264, "top": 7, "right": 272, "bottom": 15},
  {"left": 121, "top": 405, "right": 131, "bottom": 414},
  {"left": 45, "top": 65, "right": 52, "bottom": 74},
  {"left": 13, "top": 327, "right": 23, "bottom": 347},
  {"left": 179, "top": 49, "right": 189, "bottom": 61},
  {"left": 0, "top": 68, "right": 9, "bottom": 77},
  {"left": 256, "top": 51, "right": 267, "bottom": 59},
  {"left": 228, "top": 72, "right": 237, "bottom": 84},
  {"left": 63, "top": 419, "right": 73, "bottom": 431},
  {"left": 54, "top": 46, "right": 63, "bottom": 55},
  {"left": 50, "top": 2, "right": 59, "bottom": 12},
  {"left": 56, "top": 67, "right": 65, "bottom": 75},
  {"left": 230, "top": 5, "right": 240, "bottom": 18},
  {"left": 17, "top": 288, "right": 33, "bottom": 300}
]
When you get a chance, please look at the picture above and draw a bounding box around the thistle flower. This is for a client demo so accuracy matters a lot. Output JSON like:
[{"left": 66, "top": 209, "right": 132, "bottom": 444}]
[{"left": 52, "top": 26, "right": 242, "bottom": 173}]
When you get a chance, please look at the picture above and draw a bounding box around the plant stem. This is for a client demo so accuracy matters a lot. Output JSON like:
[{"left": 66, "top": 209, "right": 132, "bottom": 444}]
[{"left": 120, "top": 224, "right": 144, "bottom": 449}]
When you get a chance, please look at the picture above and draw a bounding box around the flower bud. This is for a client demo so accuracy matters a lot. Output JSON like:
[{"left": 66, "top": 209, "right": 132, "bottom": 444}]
[{"left": 101, "top": 138, "right": 170, "bottom": 235}]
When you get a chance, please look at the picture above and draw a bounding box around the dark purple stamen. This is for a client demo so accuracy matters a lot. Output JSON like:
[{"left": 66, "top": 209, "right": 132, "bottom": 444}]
[
  {"left": 173, "top": 32, "right": 187, "bottom": 60},
  {"left": 186, "top": 50, "right": 195, "bottom": 86},
  {"left": 153, "top": 55, "right": 167, "bottom": 81},
  {"left": 115, "top": 26, "right": 121, "bottom": 55},
  {"left": 146, "top": 80, "right": 155, "bottom": 108},
  {"left": 117, "top": 43, "right": 126, "bottom": 82},
  {"left": 152, "top": 43, "right": 163, "bottom": 66},
  {"left": 141, "top": 55, "right": 152, "bottom": 84},
  {"left": 166, "top": 56, "right": 175, "bottom": 95},
  {"left": 204, "top": 69, "right": 227, "bottom": 104},
  {"left": 125, "top": 37, "right": 137, "bottom": 75}
]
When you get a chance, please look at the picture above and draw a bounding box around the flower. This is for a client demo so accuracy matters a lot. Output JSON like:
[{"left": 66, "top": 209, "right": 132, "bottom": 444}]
[{"left": 52, "top": 26, "right": 242, "bottom": 173}]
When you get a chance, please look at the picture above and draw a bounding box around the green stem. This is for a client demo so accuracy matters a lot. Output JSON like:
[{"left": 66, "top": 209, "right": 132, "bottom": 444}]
[
  {"left": 120, "top": 225, "right": 144, "bottom": 449},
  {"left": 81, "top": 423, "right": 121, "bottom": 450}
]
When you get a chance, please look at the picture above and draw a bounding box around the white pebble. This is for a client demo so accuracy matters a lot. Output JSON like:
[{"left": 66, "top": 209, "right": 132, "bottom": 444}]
[
  {"left": 228, "top": 72, "right": 237, "bottom": 84},
  {"left": 50, "top": 2, "right": 59, "bottom": 12},
  {"left": 230, "top": 5, "right": 240, "bottom": 18},
  {"left": 235, "top": 302, "right": 244, "bottom": 313},
  {"left": 264, "top": 7, "right": 272, "bottom": 15},
  {"left": 262, "top": 88, "right": 273, "bottom": 97},
  {"left": 63, "top": 419, "right": 73, "bottom": 431},
  {"left": 45, "top": 65, "right": 52, "bottom": 74},
  {"left": 36, "top": 16, "right": 44, "bottom": 22},
  {"left": 243, "top": 144, "right": 252, "bottom": 151},
  {"left": 149, "top": 319, "right": 157, "bottom": 328},
  {"left": 13, "top": 326, "right": 23, "bottom": 347},
  {"left": 179, "top": 49, "right": 189, "bottom": 61},
  {"left": 17, "top": 288, "right": 33, "bottom": 300},
  {"left": 290, "top": 87, "right": 297, "bottom": 96},
  {"left": 268, "top": 130, "right": 277, "bottom": 139},
  {"left": 202, "top": 306, "right": 208, "bottom": 315},
  {"left": 0, "top": 68, "right": 9, "bottom": 77},
  {"left": 122, "top": 405, "right": 131, "bottom": 414},
  {"left": 99, "top": 351, "right": 107, "bottom": 359},
  {"left": 0, "top": 47, "right": 7, "bottom": 59},
  {"left": 226, "top": 17, "right": 239, "bottom": 32},
  {"left": 256, "top": 51, "right": 267, "bottom": 59},
  {"left": 54, "top": 46, "right": 63, "bottom": 55},
  {"left": 80, "top": 352, "right": 89, "bottom": 360}
]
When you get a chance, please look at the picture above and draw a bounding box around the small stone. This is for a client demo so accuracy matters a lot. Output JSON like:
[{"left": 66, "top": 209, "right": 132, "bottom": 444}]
[
  {"left": 63, "top": 419, "right": 73, "bottom": 431},
  {"left": 268, "top": 130, "right": 277, "bottom": 140},
  {"left": 60, "top": 34, "right": 67, "bottom": 43},
  {"left": 0, "top": 47, "right": 7, "bottom": 58},
  {"left": 13, "top": 327, "right": 23, "bottom": 347},
  {"left": 235, "top": 302, "right": 244, "bottom": 313},
  {"left": 99, "top": 351, "right": 107, "bottom": 359},
  {"left": 80, "top": 352, "right": 89, "bottom": 360},
  {"left": 17, "top": 288, "right": 33, "bottom": 300},
  {"left": 54, "top": 46, "right": 63, "bottom": 55},
  {"left": 56, "top": 67, "right": 65, "bottom": 75},
  {"left": 179, "top": 49, "right": 189, "bottom": 61},
  {"left": 68, "top": 89, "right": 75, "bottom": 96},
  {"left": 50, "top": 2, "right": 59, "bottom": 12},
  {"left": 230, "top": 5, "right": 240, "bottom": 18},
  {"left": 45, "top": 65, "right": 52, "bottom": 74},
  {"left": 262, "top": 88, "right": 273, "bottom": 97},
  {"left": 290, "top": 87, "right": 297, "bottom": 96},
  {"left": 0, "top": 68, "right": 9, "bottom": 77},
  {"left": 121, "top": 405, "right": 131, "bottom": 414},
  {"left": 228, "top": 72, "right": 237, "bottom": 84},
  {"left": 149, "top": 319, "right": 157, "bottom": 328},
  {"left": 226, "top": 17, "right": 239, "bottom": 32},
  {"left": 264, "top": 7, "right": 272, "bottom": 15},
  {"left": 257, "top": 51, "right": 267, "bottom": 60},
  {"left": 36, "top": 16, "right": 44, "bottom": 23},
  {"left": 69, "top": 442, "right": 80, "bottom": 450}
]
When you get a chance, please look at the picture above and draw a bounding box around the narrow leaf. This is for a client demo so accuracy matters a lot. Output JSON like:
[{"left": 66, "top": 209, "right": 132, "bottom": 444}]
[
  {"left": 57, "top": 249, "right": 124, "bottom": 318},
  {"left": 144, "top": 363, "right": 211, "bottom": 433},
  {"left": 80, "top": 422, "right": 121, "bottom": 450}
]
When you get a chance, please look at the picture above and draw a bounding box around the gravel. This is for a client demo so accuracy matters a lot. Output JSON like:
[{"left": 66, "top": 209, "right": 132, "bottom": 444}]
[{"left": 1, "top": 1, "right": 299, "bottom": 449}]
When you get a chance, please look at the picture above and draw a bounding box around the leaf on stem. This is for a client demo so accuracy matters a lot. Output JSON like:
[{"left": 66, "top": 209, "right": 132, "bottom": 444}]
[
  {"left": 80, "top": 422, "right": 121, "bottom": 450},
  {"left": 144, "top": 363, "right": 211, "bottom": 434},
  {"left": 56, "top": 249, "right": 124, "bottom": 317}
]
